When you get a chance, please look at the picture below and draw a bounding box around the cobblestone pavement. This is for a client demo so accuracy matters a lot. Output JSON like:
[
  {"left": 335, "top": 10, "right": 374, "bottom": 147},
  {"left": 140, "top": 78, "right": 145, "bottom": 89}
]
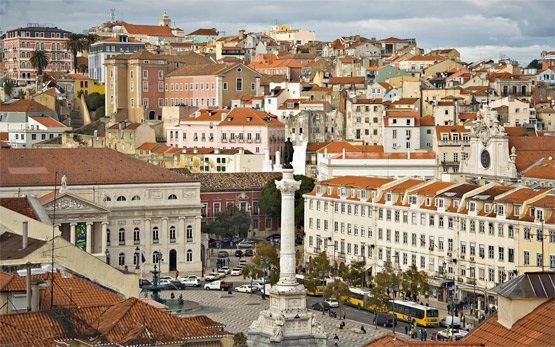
[{"left": 168, "top": 290, "right": 389, "bottom": 347}]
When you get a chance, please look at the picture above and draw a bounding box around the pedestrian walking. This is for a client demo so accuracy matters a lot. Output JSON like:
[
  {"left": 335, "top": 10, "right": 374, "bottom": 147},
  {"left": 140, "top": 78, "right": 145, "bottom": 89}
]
[
  {"left": 342, "top": 312, "right": 346, "bottom": 320},
  {"left": 361, "top": 325, "right": 366, "bottom": 334},
  {"left": 404, "top": 325, "right": 409, "bottom": 335},
  {"left": 423, "top": 329, "right": 427, "bottom": 341},
  {"left": 333, "top": 334, "right": 339, "bottom": 347}
]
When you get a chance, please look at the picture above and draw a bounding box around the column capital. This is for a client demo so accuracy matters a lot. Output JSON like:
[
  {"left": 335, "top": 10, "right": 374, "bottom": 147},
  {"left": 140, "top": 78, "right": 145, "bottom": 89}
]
[
  {"left": 86, "top": 221, "right": 94, "bottom": 226},
  {"left": 70, "top": 222, "right": 78, "bottom": 226},
  {"left": 101, "top": 221, "right": 109, "bottom": 226}
]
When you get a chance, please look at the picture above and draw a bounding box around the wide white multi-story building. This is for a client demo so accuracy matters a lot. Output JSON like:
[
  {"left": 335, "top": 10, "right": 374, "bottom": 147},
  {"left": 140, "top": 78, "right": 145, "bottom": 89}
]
[
  {"left": 0, "top": 147, "right": 204, "bottom": 277},
  {"left": 303, "top": 175, "right": 554, "bottom": 309}
]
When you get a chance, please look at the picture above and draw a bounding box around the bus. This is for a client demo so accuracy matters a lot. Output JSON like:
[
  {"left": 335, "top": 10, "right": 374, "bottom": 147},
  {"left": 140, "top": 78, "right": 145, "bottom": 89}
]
[
  {"left": 340, "top": 287, "right": 388, "bottom": 312},
  {"left": 388, "top": 300, "right": 439, "bottom": 327},
  {"left": 295, "top": 274, "right": 326, "bottom": 296}
]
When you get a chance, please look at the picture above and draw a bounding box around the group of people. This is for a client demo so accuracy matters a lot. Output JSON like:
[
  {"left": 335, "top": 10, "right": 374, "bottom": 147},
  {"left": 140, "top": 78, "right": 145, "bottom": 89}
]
[
  {"left": 214, "top": 257, "right": 230, "bottom": 270},
  {"left": 405, "top": 325, "right": 428, "bottom": 341}
]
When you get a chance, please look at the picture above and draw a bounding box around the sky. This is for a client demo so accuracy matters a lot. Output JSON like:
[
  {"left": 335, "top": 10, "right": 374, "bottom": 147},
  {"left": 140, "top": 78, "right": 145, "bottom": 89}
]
[{"left": 1, "top": 0, "right": 553, "bottom": 65}]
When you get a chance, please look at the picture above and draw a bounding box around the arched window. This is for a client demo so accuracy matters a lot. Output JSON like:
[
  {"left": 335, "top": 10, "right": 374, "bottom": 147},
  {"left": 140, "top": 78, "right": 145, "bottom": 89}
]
[
  {"left": 186, "top": 225, "right": 193, "bottom": 241},
  {"left": 118, "top": 252, "right": 125, "bottom": 266},
  {"left": 104, "top": 196, "right": 111, "bottom": 202},
  {"left": 169, "top": 225, "right": 176, "bottom": 242},
  {"left": 106, "top": 228, "right": 111, "bottom": 246},
  {"left": 119, "top": 228, "right": 125, "bottom": 245},
  {"left": 116, "top": 196, "right": 126, "bottom": 201},
  {"left": 186, "top": 249, "right": 193, "bottom": 262},
  {"left": 131, "top": 195, "right": 141, "bottom": 201},
  {"left": 168, "top": 194, "right": 178, "bottom": 200},
  {"left": 152, "top": 227, "right": 159, "bottom": 243},
  {"left": 133, "top": 227, "right": 140, "bottom": 243}
]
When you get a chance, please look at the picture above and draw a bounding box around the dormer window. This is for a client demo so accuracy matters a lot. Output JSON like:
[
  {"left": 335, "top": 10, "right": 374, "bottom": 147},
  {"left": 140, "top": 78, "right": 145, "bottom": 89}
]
[
  {"left": 339, "top": 187, "right": 346, "bottom": 197},
  {"left": 530, "top": 207, "right": 536, "bottom": 217},
  {"left": 316, "top": 186, "right": 322, "bottom": 195},
  {"left": 351, "top": 189, "right": 356, "bottom": 198},
  {"left": 514, "top": 205, "right": 521, "bottom": 216},
  {"left": 469, "top": 201, "right": 476, "bottom": 212},
  {"left": 485, "top": 204, "right": 491, "bottom": 213},
  {"left": 360, "top": 190, "right": 367, "bottom": 199},
  {"left": 437, "top": 198, "right": 444, "bottom": 208},
  {"left": 409, "top": 195, "right": 417, "bottom": 205},
  {"left": 536, "top": 208, "right": 544, "bottom": 221},
  {"left": 426, "top": 198, "right": 431, "bottom": 206},
  {"left": 497, "top": 204, "right": 505, "bottom": 216},
  {"left": 386, "top": 193, "right": 392, "bottom": 202}
]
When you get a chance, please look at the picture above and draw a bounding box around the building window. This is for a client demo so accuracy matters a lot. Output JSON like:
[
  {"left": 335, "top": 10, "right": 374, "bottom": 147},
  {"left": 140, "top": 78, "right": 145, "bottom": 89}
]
[
  {"left": 168, "top": 194, "right": 177, "bottom": 200},
  {"left": 116, "top": 195, "right": 126, "bottom": 201},
  {"left": 186, "top": 225, "right": 193, "bottom": 241},
  {"left": 169, "top": 226, "right": 176, "bottom": 242},
  {"left": 524, "top": 251, "right": 530, "bottom": 265},
  {"left": 187, "top": 249, "right": 193, "bottom": 262},
  {"left": 537, "top": 253, "right": 543, "bottom": 267},
  {"left": 153, "top": 227, "right": 159, "bottom": 243},
  {"left": 106, "top": 229, "right": 111, "bottom": 246},
  {"left": 236, "top": 78, "right": 243, "bottom": 91},
  {"left": 118, "top": 228, "right": 125, "bottom": 245},
  {"left": 118, "top": 252, "right": 125, "bottom": 266},
  {"left": 133, "top": 227, "right": 140, "bottom": 244}
]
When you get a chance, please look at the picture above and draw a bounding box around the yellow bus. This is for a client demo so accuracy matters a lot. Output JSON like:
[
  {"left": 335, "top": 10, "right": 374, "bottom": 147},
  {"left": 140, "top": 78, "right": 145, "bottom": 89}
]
[
  {"left": 388, "top": 300, "right": 439, "bottom": 327},
  {"left": 295, "top": 274, "right": 325, "bottom": 296},
  {"left": 338, "top": 287, "right": 386, "bottom": 312}
]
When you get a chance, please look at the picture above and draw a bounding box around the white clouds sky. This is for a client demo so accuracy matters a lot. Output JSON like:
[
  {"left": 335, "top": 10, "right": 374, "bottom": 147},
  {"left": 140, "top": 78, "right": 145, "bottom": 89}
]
[{"left": 1, "top": 0, "right": 553, "bottom": 64}]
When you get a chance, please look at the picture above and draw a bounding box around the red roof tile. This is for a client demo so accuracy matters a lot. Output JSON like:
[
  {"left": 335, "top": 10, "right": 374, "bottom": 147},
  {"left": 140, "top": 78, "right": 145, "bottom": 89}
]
[
  {"left": 0, "top": 197, "right": 35, "bottom": 219},
  {"left": 328, "top": 76, "right": 365, "bottom": 84},
  {"left": 187, "top": 28, "right": 218, "bottom": 36},
  {"left": 122, "top": 23, "right": 176, "bottom": 37},
  {"left": 0, "top": 99, "right": 55, "bottom": 113},
  {"left": 218, "top": 107, "right": 284, "bottom": 127},
  {"left": 30, "top": 116, "right": 67, "bottom": 128}
]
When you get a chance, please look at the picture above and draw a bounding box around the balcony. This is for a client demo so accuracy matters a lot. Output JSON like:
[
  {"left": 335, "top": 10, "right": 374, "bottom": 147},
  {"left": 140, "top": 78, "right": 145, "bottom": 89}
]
[
  {"left": 441, "top": 161, "right": 460, "bottom": 167},
  {"left": 170, "top": 238, "right": 176, "bottom": 244},
  {"left": 134, "top": 239, "right": 140, "bottom": 245},
  {"left": 119, "top": 240, "right": 125, "bottom": 246},
  {"left": 153, "top": 239, "right": 159, "bottom": 244},
  {"left": 254, "top": 138, "right": 261, "bottom": 143},
  {"left": 187, "top": 238, "right": 193, "bottom": 242},
  {"left": 466, "top": 277, "right": 476, "bottom": 285},
  {"left": 337, "top": 252, "right": 346, "bottom": 258},
  {"left": 439, "top": 140, "right": 469, "bottom": 146},
  {"left": 221, "top": 138, "right": 227, "bottom": 143}
]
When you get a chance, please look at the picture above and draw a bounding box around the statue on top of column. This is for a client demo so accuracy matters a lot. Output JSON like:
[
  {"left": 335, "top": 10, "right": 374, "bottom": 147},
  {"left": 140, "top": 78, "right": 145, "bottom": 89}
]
[{"left": 283, "top": 138, "right": 294, "bottom": 169}]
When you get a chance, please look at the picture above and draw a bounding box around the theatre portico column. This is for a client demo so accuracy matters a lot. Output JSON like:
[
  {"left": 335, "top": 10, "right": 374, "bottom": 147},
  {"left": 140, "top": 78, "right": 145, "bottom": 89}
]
[
  {"left": 70, "top": 223, "right": 76, "bottom": 244},
  {"left": 86, "top": 222, "right": 92, "bottom": 254},
  {"left": 101, "top": 222, "right": 108, "bottom": 255}
]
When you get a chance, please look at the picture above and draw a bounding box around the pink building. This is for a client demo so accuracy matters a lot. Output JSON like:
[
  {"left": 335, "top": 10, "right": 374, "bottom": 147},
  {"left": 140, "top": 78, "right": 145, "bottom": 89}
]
[{"left": 167, "top": 107, "right": 285, "bottom": 163}]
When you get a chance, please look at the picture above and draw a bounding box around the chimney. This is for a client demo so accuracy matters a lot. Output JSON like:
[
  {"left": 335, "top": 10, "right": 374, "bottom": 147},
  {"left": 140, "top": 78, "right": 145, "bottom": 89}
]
[
  {"left": 239, "top": 29, "right": 246, "bottom": 40},
  {"left": 193, "top": 147, "right": 198, "bottom": 154},
  {"left": 93, "top": 130, "right": 98, "bottom": 138},
  {"left": 239, "top": 147, "right": 244, "bottom": 155},
  {"left": 25, "top": 89, "right": 31, "bottom": 100},
  {"left": 26, "top": 262, "right": 32, "bottom": 311},
  {"left": 22, "top": 221, "right": 28, "bottom": 249},
  {"left": 342, "top": 147, "right": 346, "bottom": 159}
]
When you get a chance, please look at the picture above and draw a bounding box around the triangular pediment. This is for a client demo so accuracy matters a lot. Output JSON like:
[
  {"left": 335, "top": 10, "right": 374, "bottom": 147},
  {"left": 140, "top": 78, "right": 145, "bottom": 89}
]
[{"left": 42, "top": 192, "right": 110, "bottom": 214}]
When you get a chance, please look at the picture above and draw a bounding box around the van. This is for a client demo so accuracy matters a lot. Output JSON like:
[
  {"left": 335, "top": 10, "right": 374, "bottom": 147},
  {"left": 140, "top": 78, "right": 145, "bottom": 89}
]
[
  {"left": 440, "top": 316, "right": 461, "bottom": 328},
  {"left": 373, "top": 312, "right": 396, "bottom": 327}
]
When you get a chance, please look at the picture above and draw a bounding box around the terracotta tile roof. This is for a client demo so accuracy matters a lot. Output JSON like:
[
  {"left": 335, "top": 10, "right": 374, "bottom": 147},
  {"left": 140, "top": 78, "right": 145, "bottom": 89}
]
[
  {"left": 378, "top": 82, "right": 393, "bottom": 90},
  {"left": 384, "top": 178, "right": 425, "bottom": 193},
  {"left": 319, "top": 176, "right": 394, "bottom": 190},
  {"left": 363, "top": 332, "right": 480, "bottom": 346},
  {"left": 509, "top": 136, "right": 555, "bottom": 172},
  {"left": 0, "top": 197, "right": 36, "bottom": 219},
  {"left": 0, "top": 232, "right": 46, "bottom": 261},
  {"left": 122, "top": 23, "right": 176, "bottom": 37},
  {"left": 0, "top": 148, "right": 194, "bottom": 187},
  {"left": 218, "top": 107, "right": 284, "bottom": 127},
  {"left": 406, "top": 55, "right": 445, "bottom": 62},
  {"left": 187, "top": 28, "right": 218, "bottom": 36},
  {"left": 521, "top": 158, "right": 555, "bottom": 179},
  {"left": 328, "top": 76, "right": 365, "bottom": 84},
  {"left": 458, "top": 112, "right": 477, "bottom": 121},
  {"left": 435, "top": 125, "right": 469, "bottom": 140},
  {"left": 107, "top": 122, "right": 141, "bottom": 130},
  {"left": 496, "top": 187, "right": 549, "bottom": 203},
  {"left": 353, "top": 98, "right": 383, "bottom": 104},
  {"left": 379, "top": 37, "right": 404, "bottom": 43},
  {"left": 528, "top": 194, "right": 555, "bottom": 209},
  {"left": 180, "top": 109, "right": 228, "bottom": 123},
  {"left": 333, "top": 152, "right": 435, "bottom": 160},
  {"left": 390, "top": 98, "right": 419, "bottom": 105},
  {"left": 0, "top": 132, "right": 8, "bottom": 141},
  {"left": 410, "top": 181, "right": 457, "bottom": 196},
  {"left": 306, "top": 142, "right": 331, "bottom": 152},
  {"left": 462, "top": 299, "right": 555, "bottom": 347},
  {"left": 315, "top": 141, "right": 363, "bottom": 153},
  {"left": 0, "top": 297, "right": 227, "bottom": 347},
  {"left": 366, "top": 65, "right": 385, "bottom": 71},
  {"left": 101, "top": 36, "right": 142, "bottom": 43},
  {"left": 30, "top": 116, "right": 68, "bottom": 128},
  {"left": 0, "top": 99, "right": 55, "bottom": 113},
  {"left": 537, "top": 108, "right": 555, "bottom": 113},
  {"left": 65, "top": 73, "right": 88, "bottom": 80},
  {"left": 167, "top": 63, "right": 227, "bottom": 77},
  {"left": 137, "top": 142, "right": 160, "bottom": 150},
  {"left": 469, "top": 185, "right": 514, "bottom": 202},
  {"left": 420, "top": 115, "right": 435, "bottom": 126}
]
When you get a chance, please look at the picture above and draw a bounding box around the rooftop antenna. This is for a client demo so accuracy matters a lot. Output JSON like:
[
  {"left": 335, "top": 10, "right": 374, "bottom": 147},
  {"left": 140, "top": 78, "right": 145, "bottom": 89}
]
[{"left": 110, "top": 8, "right": 116, "bottom": 22}]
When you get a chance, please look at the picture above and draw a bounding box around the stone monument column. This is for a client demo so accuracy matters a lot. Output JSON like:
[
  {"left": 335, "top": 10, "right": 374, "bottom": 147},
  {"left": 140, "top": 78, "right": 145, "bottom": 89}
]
[{"left": 247, "top": 168, "right": 327, "bottom": 347}]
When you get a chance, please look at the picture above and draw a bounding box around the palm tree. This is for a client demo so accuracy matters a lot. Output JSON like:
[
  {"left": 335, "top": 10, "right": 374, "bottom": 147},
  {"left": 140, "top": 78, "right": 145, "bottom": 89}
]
[
  {"left": 30, "top": 50, "right": 49, "bottom": 76},
  {"left": 66, "top": 33, "right": 99, "bottom": 73},
  {"left": 3, "top": 79, "right": 16, "bottom": 99},
  {"left": 66, "top": 33, "right": 85, "bottom": 73}
]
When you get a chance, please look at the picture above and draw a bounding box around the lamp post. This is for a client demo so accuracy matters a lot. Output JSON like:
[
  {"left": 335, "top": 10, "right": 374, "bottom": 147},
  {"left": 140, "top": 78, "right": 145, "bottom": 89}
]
[
  {"left": 328, "top": 237, "right": 336, "bottom": 276},
  {"left": 134, "top": 246, "right": 140, "bottom": 270},
  {"left": 105, "top": 249, "right": 110, "bottom": 265}
]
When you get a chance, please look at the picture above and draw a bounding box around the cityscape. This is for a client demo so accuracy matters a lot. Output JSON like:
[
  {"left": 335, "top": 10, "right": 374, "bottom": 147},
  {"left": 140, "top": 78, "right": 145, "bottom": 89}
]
[{"left": 0, "top": 1, "right": 554, "bottom": 346}]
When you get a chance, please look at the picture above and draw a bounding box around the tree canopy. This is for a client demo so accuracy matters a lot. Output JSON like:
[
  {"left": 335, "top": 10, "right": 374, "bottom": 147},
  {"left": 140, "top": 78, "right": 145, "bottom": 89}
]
[
  {"left": 201, "top": 204, "right": 251, "bottom": 239},
  {"left": 66, "top": 33, "right": 98, "bottom": 73},
  {"left": 241, "top": 242, "right": 279, "bottom": 285},
  {"left": 258, "top": 174, "right": 314, "bottom": 228},
  {"left": 306, "top": 251, "right": 332, "bottom": 278},
  {"left": 400, "top": 265, "right": 429, "bottom": 298},
  {"left": 30, "top": 50, "right": 49, "bottom": 76},
  {"left": 2, "top": 79, "right": 16, "bottom": 98},
  {"left": 339, "top": 260, "right": 366, "bottom": 287},
  {"left": 323, "top": 280, "right": 349, "bottom": 300}
]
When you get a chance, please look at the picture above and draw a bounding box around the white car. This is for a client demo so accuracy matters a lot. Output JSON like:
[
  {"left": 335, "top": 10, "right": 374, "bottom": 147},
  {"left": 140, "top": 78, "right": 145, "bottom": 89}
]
[
  {"left": 217, "top": 269, "right": 227, "bottom": 278},
  {"left": 325, "top": 297, "right": 339, "bottom": 308},
  {"left": 239, "top": 259, "right": 248, "bottom": 266},
  {"left": 230, "top": 268, "right": 242, "bottom": 276},
  {"left": 204, "top": 272, "right": 220, "bottom": 281},
  {"left": 179, "top": 276, "right": 200, "bottom": 287},
  {"left": 235, "top": 284, "right": 254, "bottom": 293},
  {"left": 221, "top": 266, "right": 231, "bottom": 275},
  {"left": 159, "top": 276, "right": 172, "bottom": 287}
]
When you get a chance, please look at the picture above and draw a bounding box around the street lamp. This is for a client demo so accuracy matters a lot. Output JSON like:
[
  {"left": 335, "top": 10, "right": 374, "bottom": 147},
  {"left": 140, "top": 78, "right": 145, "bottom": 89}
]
[
  {"left": 328, "top": 237, "right": 336, "bottom": 276},
  {"left": 134, "top": 246, "right": 140, "bottom": 270},
  {"left": 105, "top": 249, "right": 110, "bottom": 265}
]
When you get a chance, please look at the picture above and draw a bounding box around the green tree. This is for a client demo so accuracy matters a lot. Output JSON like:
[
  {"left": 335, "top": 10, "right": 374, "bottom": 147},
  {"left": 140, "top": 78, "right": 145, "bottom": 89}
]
[
  {"left": 233, "top": 332, "right": 247, "bottom": 347},
  {"left": 258, "top": 175, "right": 314, "bottom": 228},
  {"left": 400, "top": 265, "right": 429, "bottom": 299},
  {"left": 30, "top": 50, "right": 49, "bottom": 76},
  {"left": 368, "top": 267, "right": 398, "bottom": 312},
  {"left": 526, "top": 59, "right": 542, "bottom": 70},
  {"left": 204, "top": 204, "right": 251, "bottom": 239},
  {"left": 342, "top": 260, "right": 366, "bottom": 287},
  {"left": 66, "top": 33, "right": 98, "bottom": 73},
  {"left": 241, "top": 242, "right": 279, "bottom": 284},
  {"left": 85, "top": 92, "right": 105, "bottom": 111},
  {"left": 323, "top": 280, "right": 349, "bottom": 300},
  {"left": 2, "top": 79, "right": 16, "bottom": 98},
  {"left": 307, "top": 251, "right": 332, "bottom": 278}
]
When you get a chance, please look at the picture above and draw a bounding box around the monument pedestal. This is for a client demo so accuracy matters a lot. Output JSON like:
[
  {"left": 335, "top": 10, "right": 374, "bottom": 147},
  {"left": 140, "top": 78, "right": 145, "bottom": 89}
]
[{"left": 247, "top": 169, "right": 326, "bottom": 346}]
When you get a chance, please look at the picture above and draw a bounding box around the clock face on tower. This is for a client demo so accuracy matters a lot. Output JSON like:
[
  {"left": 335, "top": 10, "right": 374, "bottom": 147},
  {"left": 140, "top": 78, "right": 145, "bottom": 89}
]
[{"left": 481, "top": 150, "right": 491, "bottom": 169}]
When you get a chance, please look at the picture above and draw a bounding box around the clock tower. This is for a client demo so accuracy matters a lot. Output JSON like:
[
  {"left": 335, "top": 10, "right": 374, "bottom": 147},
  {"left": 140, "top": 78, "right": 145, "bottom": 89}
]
[{"left": 459, "top": 106, "right": 517, "bottom": 182}]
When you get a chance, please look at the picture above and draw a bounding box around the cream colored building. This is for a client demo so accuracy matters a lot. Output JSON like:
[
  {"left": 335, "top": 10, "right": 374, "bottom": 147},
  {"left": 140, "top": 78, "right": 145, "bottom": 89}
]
[
  {"left": 345, "top": 98, "right": 385, "bottom": 145},
  {"left": 303, "top": 176, "right": 553, "bottom": 307},
  {"left": 0, "top": 147, "right": 204, "bottom": 277}
]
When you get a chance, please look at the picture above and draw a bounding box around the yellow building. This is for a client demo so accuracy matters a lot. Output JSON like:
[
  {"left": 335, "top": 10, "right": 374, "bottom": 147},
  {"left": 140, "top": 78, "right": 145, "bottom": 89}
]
[{"left": 59, "top": 73, "right": 105, "bottom": 112}]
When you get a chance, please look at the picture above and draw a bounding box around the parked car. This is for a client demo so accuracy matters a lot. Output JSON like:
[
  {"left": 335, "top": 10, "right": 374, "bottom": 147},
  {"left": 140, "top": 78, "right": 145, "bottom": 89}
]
[
  {"left": 440, "top": 316, "right": 461, "bottom": 328},
  {"left": 179, "top": 276, "right": 200, "bottom": 287},
  {"left": 159, "top": 276, "right": 172, "bottom": 288},
  {"left": 237, "top": 240, "right": 255, "bottom": 249},
  {"left": 217, "top": 269, "right": 227, "bottom": 278},
  {"left": 436, "top": 328, "right": 468, "bottom": 341},
  {"left": 139, "top": 279, "right": 152, "bottom": 288},
  {"left": 266, "top": 234, "right": 281, "bottom": 243},
  {"left": 244, "top": 249, "right": 254, "bottom": 257},
  {"left": 217, "top": 251, "right": 229, "bottom": 258},
  {"left": 311, "top": 301, "right": 331, "bottom": 312},
  {"left": 204, "top": 272, "right": 220, "bottom": 281},
  {"left": 230, "top": 268, "right": 242, "bottom": 276},
  {"left": 220, "top": 266, "right": 231, "bottom": 274},
  {"left": 235, "top": 249, "right": 244, "bottom": 257},
  {"left": 373, "top": 313, "right": 397, "bottom": 327},
  {"left": 235, "top": 284, "right": 254, "bottom": 293},
  {"left": 251, "top": 279, "right": 265, "bottom": 291},
  {"left": 239, "top": 259, "right": 248, "bottom": 266},
  {"left": 325, "top": 297, "right": 339, "bottom": 308},
  {"left": 168, "top": 280, "right": 187, "bottom": 290},
  {"left": 204, "top": 280, "right": 232, "bottom": 291}
]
